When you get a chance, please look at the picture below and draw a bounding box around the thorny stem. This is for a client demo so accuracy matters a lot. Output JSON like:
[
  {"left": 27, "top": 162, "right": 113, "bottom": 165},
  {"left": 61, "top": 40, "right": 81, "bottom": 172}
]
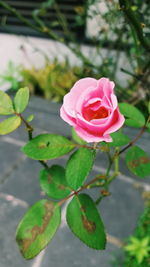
[
  {"left": 17, "top": 112, "right": 149, "bottom": 206},
  {"left": 58, "top": 112, "right": 149, "bottom": 207},
  {"left": 95, "top": 152, "right": 119, "bottom": 205},
  {"left": 120, "top": 68, "right": 140, "bottom": 80},
  {"left": 119, "top": 0, "right": 150, "bottom": 51},
  {"left": 116, "top": 115, "right": 150, "bottom": 156},
  {"left": 58, "top": 174, "right": 106, "bottom": 207},
  {"left": 18, "top": 114, "right": 33, "bottom": 140}
]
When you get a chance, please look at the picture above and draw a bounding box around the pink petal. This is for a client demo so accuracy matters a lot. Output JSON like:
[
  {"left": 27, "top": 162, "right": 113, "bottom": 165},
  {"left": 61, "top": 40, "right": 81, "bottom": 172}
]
[
  {"left": 63, "top": 77, "right": 97, "bottom": 116},
  {"left": 60, "top": 106, "right": 76, "bottom": 127},
  {"left": 104, "top": 109, "right": 125, "bottom": 135},
  {"left": 75, "top": 125, "right": 113, "bottom": 143}
]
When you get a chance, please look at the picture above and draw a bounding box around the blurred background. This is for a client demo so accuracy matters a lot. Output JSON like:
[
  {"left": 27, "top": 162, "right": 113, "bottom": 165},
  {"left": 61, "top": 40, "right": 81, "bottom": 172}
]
[
  {"left": 0, "top": 0, "right": 149, "bottom": 110},
  {"left": 0, "top": 1, "right": 150, "bottom": 267}
]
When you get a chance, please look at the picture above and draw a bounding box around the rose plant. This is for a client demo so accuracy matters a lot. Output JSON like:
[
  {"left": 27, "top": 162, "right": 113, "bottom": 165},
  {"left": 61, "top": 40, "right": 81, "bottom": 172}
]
[{"left": 0, "top": 79, "right": 150, "bottom": 260}]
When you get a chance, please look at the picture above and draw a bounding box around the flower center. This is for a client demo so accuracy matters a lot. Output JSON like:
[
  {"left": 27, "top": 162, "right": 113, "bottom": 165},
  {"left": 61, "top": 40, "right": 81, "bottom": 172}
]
[{"left": 83, "top": 102, "right": 109, "bottom": 121}]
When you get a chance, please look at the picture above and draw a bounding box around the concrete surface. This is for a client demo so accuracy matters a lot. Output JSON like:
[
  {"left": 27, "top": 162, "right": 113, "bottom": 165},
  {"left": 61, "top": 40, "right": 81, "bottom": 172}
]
[{"left": 0, "top": 96, "right": 149, "bottom": 267}]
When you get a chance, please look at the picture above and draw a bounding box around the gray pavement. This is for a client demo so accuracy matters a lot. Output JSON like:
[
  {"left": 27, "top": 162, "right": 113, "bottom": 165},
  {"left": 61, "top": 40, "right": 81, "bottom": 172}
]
[{"left": 0, "top": 96, "right": 150, "bottom": 267}]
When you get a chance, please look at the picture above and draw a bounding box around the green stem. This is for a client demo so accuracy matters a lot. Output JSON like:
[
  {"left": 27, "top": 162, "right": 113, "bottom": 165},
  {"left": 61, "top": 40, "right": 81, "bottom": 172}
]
[
  {"left": 104, "top": 144, "right": 113, "bottom": 176},
  {"left": 117, "top": 115, "right": 150, "bottom": 156},
  {"left": 94, "top": 115, "right": 150, "bottom": 205},
  {"left": 95, "top": 148, "right": 120, "bottom": 205},
  {"left": 87, "top": 181, "right": 104, "bottom": 189},
  {"left": 130, "top": 25, "right": 140, "bottom": 68},
  {"left": 18, "top": 114, "right": 49, "bottom": 169},
  {"left": 119, "top": 0, "right": 150, "bottom": 51},
  {"left": 120, "top": 68, "right": 140, "bottom": 79},
  {"left": 16, "top": 114, "right": 33, "bottom": 140},
  {"left": 58, "top": 174, "right": 105, "bottom": 206},
  {"left": 95, "top": 196, "right": 104, "bottom": 205},
  {"left": 107, "top": 155, "right": 119, "bottom": 185}
]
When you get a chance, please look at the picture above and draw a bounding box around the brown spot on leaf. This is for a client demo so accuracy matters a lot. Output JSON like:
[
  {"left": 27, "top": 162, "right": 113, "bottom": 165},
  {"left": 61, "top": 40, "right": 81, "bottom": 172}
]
[
  {"left": 129, "top": 156, "right": 150, "bottom": 168},
  {"left": 39, "top": 143, "right": 47, "bottom": 149},
  {"left": 48, "top": 174, "right": 53, "bottom": 184},
  {"left": 39, "top": 142, "right": 50, "bottom": 149},
  {"left": 81, "top": 215, "right": 96, "bottom": 233},
  {"left": 58, "top": 184, "right": 66, "bottom": 190},
  {"left": 19, "top": 201, "right": 54, "bottom": 254}
]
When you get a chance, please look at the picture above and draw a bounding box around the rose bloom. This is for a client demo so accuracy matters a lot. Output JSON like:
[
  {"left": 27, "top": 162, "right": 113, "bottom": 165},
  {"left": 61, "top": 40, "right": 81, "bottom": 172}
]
[{"left": 60, "top": 77, "right": 125, "bottom": 143}]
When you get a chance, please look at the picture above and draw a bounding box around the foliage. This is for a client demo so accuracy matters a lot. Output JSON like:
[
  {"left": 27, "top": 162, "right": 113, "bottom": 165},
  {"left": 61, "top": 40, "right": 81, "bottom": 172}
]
[
  {"left": 125, "top": 146, "right": 150, "bottom": 178},
  {"left": 0, "top": 61, "right": 21, "bottom": 91},
  {"left": 16, "top": 199, "right": 61, "bottom": 259},
  {"left": 0, "top": 87, "right": 149, "bottom": 260},
  {"left": 119, "top": 103, "right": 145, "bottom": 128},
  {"left": 112, "top": 199, "right": 150, "bottom": 266},
  {"left": 123, "top": 201, "right": 150, "bottom": 266},
  {"left": 124, "top": 236, "right": 150, "bottom": 265},
  {"left": 19, "top": 60, "right": 80, "bottom": 102},
  {"left": 19, "top": 59, "right": 110, "bottom": 103},
  {"left": 0, "top": 0, "right": 150, "bottom": 263}
]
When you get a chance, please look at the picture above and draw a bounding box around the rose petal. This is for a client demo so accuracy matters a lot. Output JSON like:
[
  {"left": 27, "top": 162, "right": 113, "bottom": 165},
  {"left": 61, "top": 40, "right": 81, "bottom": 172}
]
[
  {"left": 110, "top": 94, "right": 118, "bottom": 110},
  {"left": 104, "top": 109, "right": 125, "bottom": 135},
  {"left": 60, "top": 106, "right": 76, "bottom": 126},
  {"left": 98, "top": 78, "right": 115, "bottom": 98},
  {"left": 75, "top": 125, "right": 113, "bottom": 143},
  {"left": 63, "top": 78, "right": 97, "bottom": 117},
  {"left": 76, "top": 111, "right": 115, "bottom": 132}
]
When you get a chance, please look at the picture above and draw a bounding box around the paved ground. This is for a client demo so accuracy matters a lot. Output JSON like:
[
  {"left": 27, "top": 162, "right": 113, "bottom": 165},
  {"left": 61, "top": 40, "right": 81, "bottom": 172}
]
[{"left": 0, "top": 96, "right": 150, "bottom": 267}]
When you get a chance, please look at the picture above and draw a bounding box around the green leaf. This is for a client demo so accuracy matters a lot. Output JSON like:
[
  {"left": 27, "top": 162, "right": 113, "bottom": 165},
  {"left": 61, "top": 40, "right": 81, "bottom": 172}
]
[
  {"left": 39, "top": 165, "right": 71, "bottom": 199},
  {"left": 26, "top": 114, "right": 34, "bottom": 122},
  {"left": 66, "top": 148, "right": 95, "bottom": 190},
  {"left": 66, "top": 194, "right": 106, "bottom": 249},
  {"left": 125, "top": 237, "right": 150, "bottom": 264},
  {"left": 72, "top": 128, "right": 86, "bottom": 145},
  {"left": 119, "top": 103, "right": 145, "bottom": 128},
  {"left": 0, "top": 91, "right": 14, "bottom": 115},
  {"left": 0, "top": 116, "right": 21, "bottom": 135},
  {"left": 14, "top": 87, "right": 29, "bottom": 113},
  {"left": 22, "top": 134, "right": 75, "bottom": 160},
  {"left": 16, "top": 199, "right": 61, "bottom": 259},
  {"left": 125, "top": 146, "right": 150, "bottom": 177},
  {"left": 110, "top": 131, "right": 130, "bottom": 147}
]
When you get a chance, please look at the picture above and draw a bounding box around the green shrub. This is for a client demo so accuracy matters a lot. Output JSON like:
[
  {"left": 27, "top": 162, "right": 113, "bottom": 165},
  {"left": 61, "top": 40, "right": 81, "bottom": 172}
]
[
  {"left": 19, "top": 59, "right": 101, "bottom": 102},
  {"left": 123, "top": 201, "right": 150, "bottom": 266}
]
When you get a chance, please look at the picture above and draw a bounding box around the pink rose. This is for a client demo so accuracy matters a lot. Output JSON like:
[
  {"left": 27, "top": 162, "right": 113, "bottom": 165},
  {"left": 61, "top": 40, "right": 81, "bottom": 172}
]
[{"left": 60, "top": 77, "right": 125, "bottom": 143}]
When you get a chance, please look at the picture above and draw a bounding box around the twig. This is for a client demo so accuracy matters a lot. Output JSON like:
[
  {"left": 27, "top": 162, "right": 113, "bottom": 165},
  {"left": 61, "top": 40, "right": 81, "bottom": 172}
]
[
  {"left": 17, "top": 113, "right": 49, "bottom": 169},
  {"left": 0, "top": 1, "right": 40, "bottom": 33},
  {"left": 117, "top": 115, "right": 150, "bottom": 156},
  {"left": 120, "top": 68, "right": 140, "bottom": 80},
  {"left": 0, "top": 1, "right": 98, "bottom": 71},
  {"left": 18, "top": 114, "right": 33, "bottom": 140},
  {"left": 58, "top": 174, "right": 105, "bottom": 207},
  {"left": 119, "top": 0, "right": 150, "bottom": 51}
]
